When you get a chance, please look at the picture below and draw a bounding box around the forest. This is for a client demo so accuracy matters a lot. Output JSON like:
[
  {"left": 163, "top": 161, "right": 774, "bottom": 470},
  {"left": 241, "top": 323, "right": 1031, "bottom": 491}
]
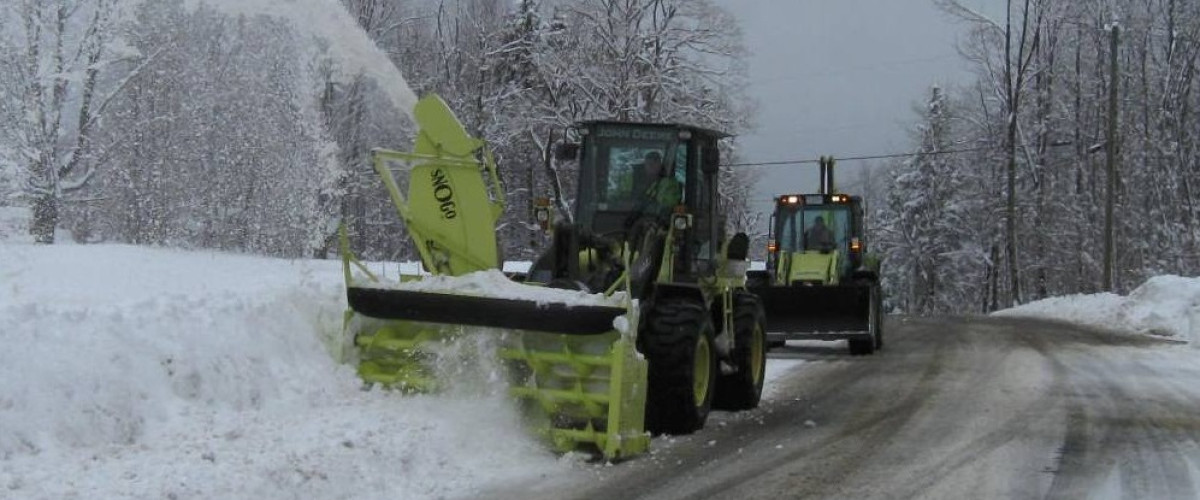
[
  {"left": 0, "top": 0, "right": 754, "bottom": 261},
  {"left": 2, "top": 0, "right": 1198, "bottom": 315},
  {"left": 872, "top": 0, "right": 1200, "bottom": 314}
]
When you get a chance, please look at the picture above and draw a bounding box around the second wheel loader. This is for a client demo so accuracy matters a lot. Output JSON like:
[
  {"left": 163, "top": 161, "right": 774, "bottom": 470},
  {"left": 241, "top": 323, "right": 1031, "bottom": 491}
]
[
  {"left": 748, "top": 157, "right": 884, "bottom": 355},
  {"left": 339, "top": 95, "right": 766, "bottom": 460}
]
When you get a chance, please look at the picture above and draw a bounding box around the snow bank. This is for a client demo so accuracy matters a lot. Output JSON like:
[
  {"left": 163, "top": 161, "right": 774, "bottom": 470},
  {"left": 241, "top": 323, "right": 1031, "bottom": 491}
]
[
  {"left": 0, "top": 242, "right": 565, "bottom": 499},
  {"left": 993, "top": 275, "right": 1200, "bottom": 344}
]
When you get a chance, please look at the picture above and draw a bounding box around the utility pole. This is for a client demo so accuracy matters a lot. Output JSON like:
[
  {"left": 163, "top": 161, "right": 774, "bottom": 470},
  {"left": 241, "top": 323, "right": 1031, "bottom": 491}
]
[{"left": 1103, "top": 23, "right": 1120, "bottom": 292}]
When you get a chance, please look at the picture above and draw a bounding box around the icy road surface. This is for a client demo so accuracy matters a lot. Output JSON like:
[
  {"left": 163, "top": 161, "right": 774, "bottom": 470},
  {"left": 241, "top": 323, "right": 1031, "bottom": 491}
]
[{"left": 501, "top": 316, "right": 1200, "bottom": 500}]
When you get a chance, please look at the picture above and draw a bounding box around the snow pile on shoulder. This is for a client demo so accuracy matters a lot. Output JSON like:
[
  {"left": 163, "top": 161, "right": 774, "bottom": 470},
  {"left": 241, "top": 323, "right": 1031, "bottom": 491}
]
[
  {"left": 0, "top": 242, "right": 567, "bottom": 500},
  {"left": 992, "top": 275, "right": 1200, "bottom": 344},
  {"left": 365, "top": 268, "right": 627, "bottom": 308}
]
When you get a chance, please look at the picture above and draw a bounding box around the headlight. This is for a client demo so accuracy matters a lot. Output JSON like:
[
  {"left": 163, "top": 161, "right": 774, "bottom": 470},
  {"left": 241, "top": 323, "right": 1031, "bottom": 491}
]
[{"left": 672, "top": 214, "right": 691, "bottom": 230}]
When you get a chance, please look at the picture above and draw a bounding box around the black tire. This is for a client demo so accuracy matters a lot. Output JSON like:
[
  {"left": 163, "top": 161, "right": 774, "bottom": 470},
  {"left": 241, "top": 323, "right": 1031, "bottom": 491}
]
[
  {"left": 641, "top": 298, "right": 717, "bottom": 435},
  {"left": 848, "top": 284, "right": 880, "bottom": 355},
  {"left": 714, "top": 292, "right": 767, "bottom": 411},
  {"left": 848, "top": 338, "right": 874, "bottom": 355},
  {"left": 873, "top": 285, "right": 884, "bottom": 351}
]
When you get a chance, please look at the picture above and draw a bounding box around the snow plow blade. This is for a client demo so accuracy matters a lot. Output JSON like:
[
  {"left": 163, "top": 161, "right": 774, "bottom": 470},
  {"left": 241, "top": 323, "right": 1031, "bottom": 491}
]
[
  {"left": 346, "top": 287, "right": 625, "bottom": 335},
  {"left": 750, "top": 284, "right": 872, "bottom": 335}
]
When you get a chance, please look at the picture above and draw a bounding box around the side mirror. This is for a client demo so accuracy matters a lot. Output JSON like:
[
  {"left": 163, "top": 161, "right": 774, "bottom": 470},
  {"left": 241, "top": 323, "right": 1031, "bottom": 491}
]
[
  {"left": 720, "top": 232, "right": 751, "bottom": 279},
  {"left": 726, "top": 232, "right": 749, "bottom": 261},
  {"left": 554, "top": 142, "right": 580, "bottom": 161},
  {"left": 701, "top": 144, "right": 720, "bottom": 174}
]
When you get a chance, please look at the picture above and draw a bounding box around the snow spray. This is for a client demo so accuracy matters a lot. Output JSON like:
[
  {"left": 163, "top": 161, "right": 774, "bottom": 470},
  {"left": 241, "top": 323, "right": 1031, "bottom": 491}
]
[
  {"left": 426, "top": 329, "right": 513, "bottom": 398},
  {"left": 184, "top": 0, "right": 419, "bottom": 122}
]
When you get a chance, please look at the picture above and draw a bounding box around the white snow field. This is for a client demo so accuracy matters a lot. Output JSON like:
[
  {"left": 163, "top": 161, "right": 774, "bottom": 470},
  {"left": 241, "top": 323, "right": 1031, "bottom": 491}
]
[{"left": 0, "top": 241, "right": 801, "bottom": 500}]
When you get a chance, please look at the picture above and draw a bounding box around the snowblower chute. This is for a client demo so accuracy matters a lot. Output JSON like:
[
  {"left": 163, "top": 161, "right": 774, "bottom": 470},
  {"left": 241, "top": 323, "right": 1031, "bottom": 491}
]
[{"left": 340, "top": 95, "right": 649, "bottom": 459}]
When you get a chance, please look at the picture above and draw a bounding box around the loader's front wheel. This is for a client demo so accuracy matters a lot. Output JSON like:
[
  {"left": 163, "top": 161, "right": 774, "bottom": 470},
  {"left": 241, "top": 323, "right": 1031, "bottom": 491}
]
[
  {"left": 642, "top": 298, "right": 717, "bottom": 435},
  {"left": 849, "top": 285, "right": 881, "bottom": 356},
  {"left": 714, "top": 292, "right": 767, "bottom": 410},
  {"left": 872, "top": 285, "right": 884, "bottom": 351}
]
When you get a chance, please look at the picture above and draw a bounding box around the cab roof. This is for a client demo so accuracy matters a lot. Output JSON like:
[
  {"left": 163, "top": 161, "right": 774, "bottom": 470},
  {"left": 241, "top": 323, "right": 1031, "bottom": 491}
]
[{"left": 575, "top": 120, "right": 732, "bottom": 140}]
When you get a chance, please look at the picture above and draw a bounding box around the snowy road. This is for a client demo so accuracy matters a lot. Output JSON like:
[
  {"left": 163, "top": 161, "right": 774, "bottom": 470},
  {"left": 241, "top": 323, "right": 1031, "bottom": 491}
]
[{"left": 499, "top": 316, "right": 1200, "bottom": 500}]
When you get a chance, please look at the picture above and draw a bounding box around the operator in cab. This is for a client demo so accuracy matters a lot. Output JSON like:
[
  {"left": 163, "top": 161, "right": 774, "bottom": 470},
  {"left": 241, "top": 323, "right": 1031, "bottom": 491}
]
[
  {"left": 804, "top": 215, "right": 836, "bottom": 252},
  {"left": 635, "top": 151, "right": 681, "bottom": 217}
]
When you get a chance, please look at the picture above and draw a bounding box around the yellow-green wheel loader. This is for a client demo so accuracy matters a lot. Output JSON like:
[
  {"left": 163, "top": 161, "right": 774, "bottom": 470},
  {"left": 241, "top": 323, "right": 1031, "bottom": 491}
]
[
  {"left": 340, "top": 95, "right": 766, "bottom": 460},
  {"left": 748, "top": 157, "right": 884, "bottom": 355}
]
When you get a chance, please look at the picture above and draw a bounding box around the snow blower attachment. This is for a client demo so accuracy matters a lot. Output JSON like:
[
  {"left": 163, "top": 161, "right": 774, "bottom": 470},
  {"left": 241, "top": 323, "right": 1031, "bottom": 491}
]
[
  {"left": 748, "top": 157, "right": 884, "bottom": 355},
  {"left": 340, "top": 95, "right": 649, "bottom": 459},
  {"left": 343, "top": 94, "right": 767, "bottom": 460}
]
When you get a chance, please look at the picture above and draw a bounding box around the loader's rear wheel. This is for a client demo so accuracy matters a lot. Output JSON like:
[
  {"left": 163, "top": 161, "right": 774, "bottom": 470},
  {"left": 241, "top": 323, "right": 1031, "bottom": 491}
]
[
  {"left": 642, "top": 298, "right": 717, "bottom": 435},
  {"left": 714, "top": 292, "right": 767, "bottom": 410}
]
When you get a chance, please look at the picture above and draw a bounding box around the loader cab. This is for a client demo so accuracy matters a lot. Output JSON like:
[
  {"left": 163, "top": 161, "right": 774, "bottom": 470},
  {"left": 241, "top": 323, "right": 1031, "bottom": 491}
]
[
  {"left": 767, "top": 194, "right": 866, "bottom": 283},
  {"left": 571, "top": 122, "right": 728, "bottom": 269}
]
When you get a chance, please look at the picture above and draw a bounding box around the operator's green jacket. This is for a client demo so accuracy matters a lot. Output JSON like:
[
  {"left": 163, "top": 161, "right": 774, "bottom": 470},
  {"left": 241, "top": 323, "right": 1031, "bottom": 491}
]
[{"left": 645, "top": 176, "right": 682, "bottom": 210}]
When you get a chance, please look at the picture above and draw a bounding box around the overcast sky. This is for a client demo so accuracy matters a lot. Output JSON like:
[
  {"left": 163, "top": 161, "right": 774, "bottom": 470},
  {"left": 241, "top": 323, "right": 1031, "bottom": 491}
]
[{"left": 714, "top": 0, "right": 1000, "bottom": 218}]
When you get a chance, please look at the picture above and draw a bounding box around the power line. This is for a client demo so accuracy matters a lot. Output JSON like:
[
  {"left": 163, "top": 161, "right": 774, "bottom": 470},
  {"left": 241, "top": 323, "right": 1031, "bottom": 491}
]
[
  {"left": 723, "top": 145, "right": 998, "bottom": 168},
  {"left": 756, "top": 53, "right": 963, "bottom": 84}
]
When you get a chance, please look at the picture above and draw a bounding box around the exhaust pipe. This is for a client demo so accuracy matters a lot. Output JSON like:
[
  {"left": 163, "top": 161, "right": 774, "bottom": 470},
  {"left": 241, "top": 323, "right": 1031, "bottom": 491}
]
[{"left": 819, "top": 156, "right": 836, "bottom": 195}]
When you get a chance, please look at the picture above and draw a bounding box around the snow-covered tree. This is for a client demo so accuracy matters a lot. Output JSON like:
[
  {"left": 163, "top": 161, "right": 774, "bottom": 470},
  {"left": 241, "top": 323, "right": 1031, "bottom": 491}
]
[
  {"left": 2, "top": 0, "right": 127, "bottom": 243},
  {"left": 877, "top": 86, "right": 984, "bottom": 314},
  {"left": 0, "top": 0, "right": 755, "bottom": 262},
  {"left": 87, "top": 2, "right": 339, "bottom": 256},
  {"left": 876, "top": 0, "right": 1200, "bottom": 314}
]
